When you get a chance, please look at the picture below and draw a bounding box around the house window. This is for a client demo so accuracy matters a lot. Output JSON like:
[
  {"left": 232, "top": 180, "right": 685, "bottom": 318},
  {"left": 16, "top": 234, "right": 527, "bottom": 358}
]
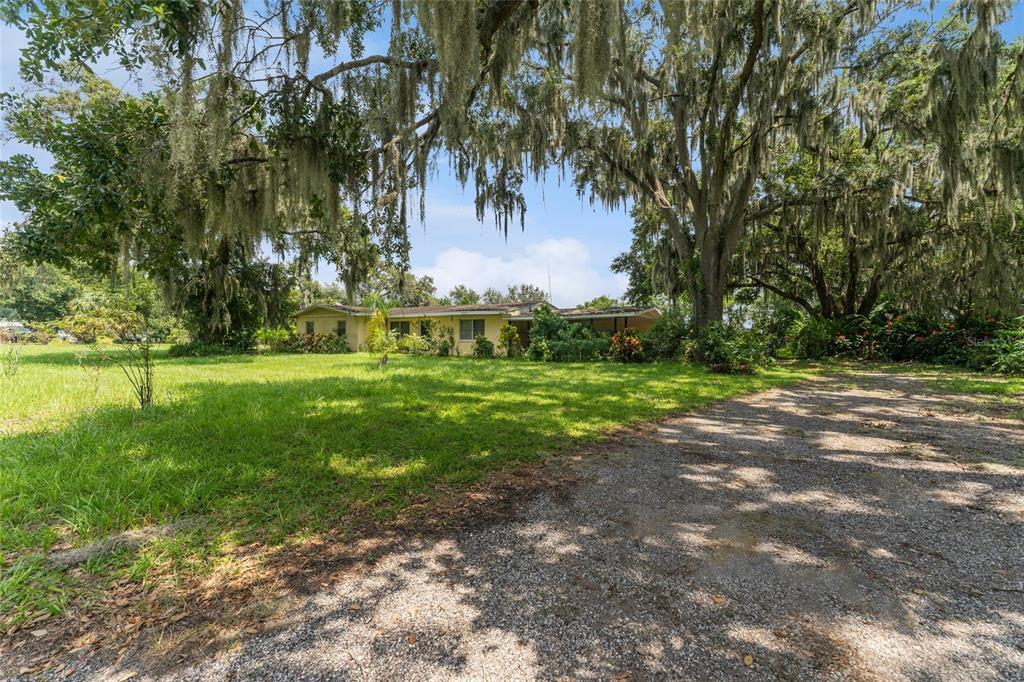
[
  {"left": 419, "top": 320, "right": 430, "bottom": 337},
  {"left": 459, "top": 319, "right": 485, "bottom": 341},
  {"left": 389, "top": 321, "right": 411, "bottom": 336},
  {"left": 305, "top": 320, "right": 315, "bottom": 335},
  {"left": 336, "top": 320, "right": 346, "bottom": 337}
]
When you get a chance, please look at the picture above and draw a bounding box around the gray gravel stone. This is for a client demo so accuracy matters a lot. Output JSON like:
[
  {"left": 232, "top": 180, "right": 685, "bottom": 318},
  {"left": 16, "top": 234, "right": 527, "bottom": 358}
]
[{"left": 43, "top": 371, "right": 1024, "bottom": 680}]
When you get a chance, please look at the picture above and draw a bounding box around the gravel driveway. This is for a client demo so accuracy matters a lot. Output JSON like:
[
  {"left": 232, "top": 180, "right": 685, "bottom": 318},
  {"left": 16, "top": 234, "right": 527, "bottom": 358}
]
[{"left": 66, "top": 371, "right": 1024, "bottom": 680}]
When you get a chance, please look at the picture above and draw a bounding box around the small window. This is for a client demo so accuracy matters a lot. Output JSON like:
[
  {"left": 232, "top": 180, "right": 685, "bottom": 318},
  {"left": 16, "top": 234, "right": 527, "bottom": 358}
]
[
  {"left": 336, "top": 319, "right": 346, "bottom": 337},
  {"left": 305, "top": 320, "right": 315, "bottom": 335},
  {"left": 459, "top": 319, "right": 485, "bottom": 341},
  {"left": 419, "top": 320, "right": 430, "bottom": 337},
  {"left": 389, "top": 321, "right": 410, "bottom": 336}
]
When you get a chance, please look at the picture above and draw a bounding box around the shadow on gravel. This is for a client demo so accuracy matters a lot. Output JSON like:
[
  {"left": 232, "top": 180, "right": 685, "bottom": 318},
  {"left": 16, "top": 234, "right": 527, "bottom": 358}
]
[
  {"left": 40, "top": 370, "right": 1023, "bottom": 681},
  {"left": 181, "top": 370, "right": 1024, "bottom": 681}
]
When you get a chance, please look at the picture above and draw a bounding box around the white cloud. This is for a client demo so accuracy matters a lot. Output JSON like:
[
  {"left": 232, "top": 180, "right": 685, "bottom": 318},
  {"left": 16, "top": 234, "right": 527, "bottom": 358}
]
[{"left": 414, "top": 238, "right": 626, "bottom": 307}]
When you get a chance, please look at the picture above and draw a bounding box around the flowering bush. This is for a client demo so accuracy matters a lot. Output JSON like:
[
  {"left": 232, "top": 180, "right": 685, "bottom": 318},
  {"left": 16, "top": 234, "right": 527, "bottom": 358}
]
[
  {"left": 785, "top": 310, "right": 1023, "bottom": 374},
  {"left": 610, "top": 328, "right": 644, "bottom": 362}
]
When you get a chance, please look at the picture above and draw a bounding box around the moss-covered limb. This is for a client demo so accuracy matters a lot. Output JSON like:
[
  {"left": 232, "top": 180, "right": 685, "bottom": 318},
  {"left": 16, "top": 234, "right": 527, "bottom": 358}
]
[{"left": 6, "top": 0, "right": 1024, "bottom": 334}]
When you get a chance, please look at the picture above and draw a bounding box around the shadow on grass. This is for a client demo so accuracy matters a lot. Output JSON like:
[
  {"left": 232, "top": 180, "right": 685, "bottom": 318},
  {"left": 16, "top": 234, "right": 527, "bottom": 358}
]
[
  {"left": 2, "top": 359, "right": 792, "bottom": 547},
  {"left": 15, "top": 347, "right": 261, "bottom": 368}
]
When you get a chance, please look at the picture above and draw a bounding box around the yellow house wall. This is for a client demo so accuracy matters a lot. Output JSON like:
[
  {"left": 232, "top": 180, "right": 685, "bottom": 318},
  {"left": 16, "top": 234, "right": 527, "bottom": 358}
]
[
  {"left": 292, "top": 311, "right": 367, "bottom": 351},
  {"left": 293, "top": 311, "right": 509, "bottom": 353},
  {"left": 392, "top": 314, "right": 506, "bottom": 355},
  {"left": 452, "top": 314, "right": 505, "bottom": 355}
]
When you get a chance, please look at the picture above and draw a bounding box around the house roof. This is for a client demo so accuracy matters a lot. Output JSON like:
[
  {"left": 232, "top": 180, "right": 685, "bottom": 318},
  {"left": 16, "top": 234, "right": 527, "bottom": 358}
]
[
  {"left": 292, "top": 303, "right": 369, "bottom": 317},
  {"left": 293, "top": 302, "right": 540, "bottom": 318},
  {"left": 387, "top": 303, "right": 534, "bottom": 318},
  {"left": 560, "top": 306, "right": 661, "bottom": 319},
  {"left": 292, "top": 302, "right": 659, "bottom": 320}
]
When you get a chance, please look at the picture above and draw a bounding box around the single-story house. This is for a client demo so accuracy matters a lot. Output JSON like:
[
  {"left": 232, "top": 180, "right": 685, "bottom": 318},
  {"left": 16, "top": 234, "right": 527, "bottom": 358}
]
[{"left": 292, "top": 302, "right": 661, "bottom": 353}]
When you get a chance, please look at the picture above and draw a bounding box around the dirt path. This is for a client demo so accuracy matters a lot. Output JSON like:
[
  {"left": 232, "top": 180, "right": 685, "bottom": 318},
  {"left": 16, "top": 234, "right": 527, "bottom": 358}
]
[{"left": 60, "top": 371, "right": 1024, "bottom": 680}]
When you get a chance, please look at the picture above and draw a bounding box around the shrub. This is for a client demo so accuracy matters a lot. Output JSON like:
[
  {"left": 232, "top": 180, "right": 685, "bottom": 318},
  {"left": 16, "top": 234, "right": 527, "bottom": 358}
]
[
  {"left": 367, "top": 310, "right": 397, "bottom": 358},
  {"left": 435, "top": 325, "right": 456, "bottom": 356},
  {"left": 255, "top": 327, "right": 297, "bottom": 352},
  {"left": 296, "top": 332, "right": 348, "bottom": 354},
  {"left": 117, "top": 339, "right": 154, "bottom": 409},
  {"left": 753, "top": 306, "right": 803, "bottom": 356},
  {"left": 545, "top": 335, "right": 609, "bottom": 362},
  {"left": 968, "top": 325, "right": 1024, "bottom": 375},
  {"left": 168, "top": 340, "right": 244, "bottom": 357},
  {"left": 398, "top": 333, "right": 431, "bottom": 355},
  {"left": 528, "top": 304, "right": 610, "bottom": 362},
  {"left": 783, "top": 310, "right": 1024, "bottom": 375},
  {"left": 787, "top": 317, "right": 845, "bottom": 359},
  {"left": 527, "top": 338, "right": 552, "bottom": 361},
  {"left": 610, "top": 328, "right": 644, "bottom": 362},
  {"left": 57, "top": 308, "right": 144, "bottom": 343},
  {"left": 529, "top": 305, "right": 568, "bottom": 345},
  {"left": 497, "top": 322, "right": 522, "bottom": 358},
  {"left": 685, "top": 323, "right": 770, "bottom": 374},
  {"left": 472, "top": 335, "right": 495, "bottom": 358},
  {"left": 988, "top": 341, "right": 1024, "bottom": 375},
  {"left": 1, "top": 342, "right": 21, "bottom": 381},
  {"left": 639, "top": 310, "right": 688, "bottom": 360},
  {"left": 166, "top": 326, "right": 192, "bottom": 345},
  {"left": 26, "top": 329, "right": 54, "bottom": 345}
]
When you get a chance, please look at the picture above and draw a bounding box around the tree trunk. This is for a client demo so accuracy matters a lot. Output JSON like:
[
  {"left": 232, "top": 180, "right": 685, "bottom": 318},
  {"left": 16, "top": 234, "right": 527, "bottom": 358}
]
[{"left": 695, "top": 249, "right": 727, "bottom": 327}]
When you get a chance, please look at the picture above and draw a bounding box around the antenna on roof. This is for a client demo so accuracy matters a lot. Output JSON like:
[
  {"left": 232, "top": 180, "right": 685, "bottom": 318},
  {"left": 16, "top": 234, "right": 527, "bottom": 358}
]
[{"left": 547, "top": 259, "right": 553, "bottom": 303}]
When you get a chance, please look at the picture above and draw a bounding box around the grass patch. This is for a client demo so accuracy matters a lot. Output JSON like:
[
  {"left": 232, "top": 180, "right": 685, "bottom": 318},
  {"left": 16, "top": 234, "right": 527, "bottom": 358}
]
[
  {"left": 929, "top": 375, "right": 1024, "bottom": 397},
  {"left": 1, "top": 346, "right": 814, "bottom": 627}
]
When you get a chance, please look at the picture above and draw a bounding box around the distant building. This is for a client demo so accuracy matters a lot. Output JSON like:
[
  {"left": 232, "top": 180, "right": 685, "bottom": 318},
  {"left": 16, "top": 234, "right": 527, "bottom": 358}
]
[
  {"left": 0, "top": 320, "right": 32, "bottom": 336},
  {"left": 292, "top": 303, "right": 660, "bottom": 353}
]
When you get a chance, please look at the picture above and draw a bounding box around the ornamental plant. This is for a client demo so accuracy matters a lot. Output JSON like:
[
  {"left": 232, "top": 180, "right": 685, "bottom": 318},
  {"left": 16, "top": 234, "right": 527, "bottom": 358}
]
[
  {"left": 610, "top": 328, "right": 644, "bottom": 363},
  {"left": 497, "top": 322, "right": 522, "bottom": 358}
]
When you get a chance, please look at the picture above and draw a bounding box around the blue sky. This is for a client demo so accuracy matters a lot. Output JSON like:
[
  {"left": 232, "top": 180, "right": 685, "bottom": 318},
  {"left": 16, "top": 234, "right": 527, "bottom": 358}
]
[{"left": 2, "top": 3, "right": 1022, "bottom": 306}]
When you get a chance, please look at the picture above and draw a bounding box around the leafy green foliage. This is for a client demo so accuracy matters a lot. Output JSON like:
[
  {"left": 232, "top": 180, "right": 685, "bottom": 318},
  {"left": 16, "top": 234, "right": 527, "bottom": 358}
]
[
  {"left": 167, "top": 340, "right": 250, "bottom": 357},
  {"left": 472, "top": 335, "right": 495, "bottom": 358},
  {"left": 497, "top": 322, "right": 522, "bottom": 358},
  {"left": 527, "top": 305, "right": 610, "bottom": 362},
  {"left": 684, "top": 323, "right": 772, "bottom": 374},
  {"left": 294, "top": 333, "right": 349, "bottom": 355},
  {"left": 447, "top": 285, "right": 480, "bottom": 305},
  {"left": 366, "top": 310, "right": 398, "bottom": 358},
  {"left": 785, "top": 310, "right": 1024, "bottom": 375},
  {"left": 358, "top": 266, "right": 437, "bottom": 307},
  {"left": 397, "top": 333, "right": 431, "bottom": 355},
  {"left": 638, "top": 310, "right": 689, "bottom": 361},
  {"left": 579, "top": 295, "right": 620, "bottom": 309},
  {"left": 787, "top": 317, "right": 848, "bottom": 360},
  {"left": 249, "top": 329, "right": 349, "bottom": 355},
  {"left": 0, "top": 261, "right": 82, "bottom": 322},
  {"left": 482, "top": 284, "right": 548, "bottom": 304}
]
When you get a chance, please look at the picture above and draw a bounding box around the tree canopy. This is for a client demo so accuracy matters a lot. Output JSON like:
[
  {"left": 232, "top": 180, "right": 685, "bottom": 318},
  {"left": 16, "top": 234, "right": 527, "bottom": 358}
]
[{"left": 2, "top": 0, "right": 1022, "bottom": 332}]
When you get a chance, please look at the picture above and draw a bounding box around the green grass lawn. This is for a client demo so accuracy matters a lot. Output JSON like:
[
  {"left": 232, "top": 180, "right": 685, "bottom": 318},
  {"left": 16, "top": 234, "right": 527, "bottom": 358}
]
[{"left": 1, "top": 345, "right": 814, "bottom": 628}]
